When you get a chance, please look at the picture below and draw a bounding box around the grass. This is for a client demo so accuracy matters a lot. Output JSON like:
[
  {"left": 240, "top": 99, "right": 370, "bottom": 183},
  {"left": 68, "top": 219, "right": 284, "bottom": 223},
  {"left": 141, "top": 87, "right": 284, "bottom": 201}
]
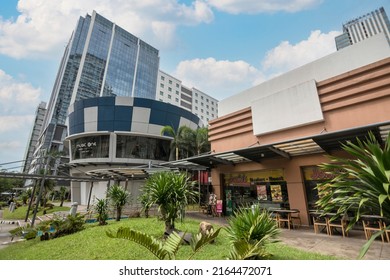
[
  {"left": 1, "top": 205, "right": 70, "bottom": 220},
  {"left": 0, "top": 216, "right": 337, "bottom": 260}
]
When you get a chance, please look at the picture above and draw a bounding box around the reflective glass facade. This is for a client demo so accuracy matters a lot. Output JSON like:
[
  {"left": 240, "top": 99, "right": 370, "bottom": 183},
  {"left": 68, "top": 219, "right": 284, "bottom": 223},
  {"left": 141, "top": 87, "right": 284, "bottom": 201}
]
[
  {"left": 116, "top": 135, "right": 170, "bottom": 161},
  {"left": 71, "top": 135, "right": 110, "bottom": 160},
  {"left": 103, "top": 26, "right": 138, "bottom": 97},
  {"left": 37, "top": 11, "right": 160, "bottom": 161}
]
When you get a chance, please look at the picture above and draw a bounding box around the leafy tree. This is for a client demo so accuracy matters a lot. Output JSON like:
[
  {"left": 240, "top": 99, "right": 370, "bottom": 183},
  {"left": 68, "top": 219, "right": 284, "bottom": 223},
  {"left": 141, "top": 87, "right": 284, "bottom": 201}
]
[
  {"left": 107, "top": 184, "right": 131, "bottom": 221},
  {"left": 316, "top": 132, "right": 390, "bottom": 258},
  {"left": 142, "top": 171, "right": 198, "bottom": 232},
  {"left": 225, "top": 206, "right": 280, "bottom": 259}
]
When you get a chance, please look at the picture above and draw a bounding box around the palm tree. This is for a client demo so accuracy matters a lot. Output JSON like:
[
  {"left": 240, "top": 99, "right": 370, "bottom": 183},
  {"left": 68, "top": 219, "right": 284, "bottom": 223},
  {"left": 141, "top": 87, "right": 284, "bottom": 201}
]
[
  {"left": 59, "top": 186, "right": 68, "bottom": 207},
  {"left": 194, "top": 127, "right": 210, "bottom": 155},
  {"left": 107, "top": 184, "right": 131, "bottom": 221},
  {"left": 161, "top": 125, "right": 183, "bottom": 160},
  {"left": 142, "top": 171, "right": 198, "bottom": 232},
  {"left": 316, "top": 131, "right": 390, "bottom": 257}
]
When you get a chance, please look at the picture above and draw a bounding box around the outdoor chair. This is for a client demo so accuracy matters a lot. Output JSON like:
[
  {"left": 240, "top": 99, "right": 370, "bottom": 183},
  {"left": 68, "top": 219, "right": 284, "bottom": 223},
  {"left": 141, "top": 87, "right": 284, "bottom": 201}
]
[
  {"left": 382, "top": 221, "right": 390, "bottom": 243},
  {"left": 312, "top": 214, "right": 329, "bottom": 235},
  {"left": 290, "top": 209, "right": 301, "bottom": 229},
  {"left": 361, "top": 217, "right": 385, "bottom": 242},
  {"left": 277, "top": 212, "right": 292, "bottom": 230},
  {"left": 327, "top": 215, "right": 348, "bottom": 237}
]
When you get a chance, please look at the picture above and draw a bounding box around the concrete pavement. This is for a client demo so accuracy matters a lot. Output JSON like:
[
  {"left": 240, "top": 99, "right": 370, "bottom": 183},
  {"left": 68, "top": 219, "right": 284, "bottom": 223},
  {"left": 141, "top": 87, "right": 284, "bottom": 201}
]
[{"left": 185, "top": 211, "right": 390, "bottom": 260}]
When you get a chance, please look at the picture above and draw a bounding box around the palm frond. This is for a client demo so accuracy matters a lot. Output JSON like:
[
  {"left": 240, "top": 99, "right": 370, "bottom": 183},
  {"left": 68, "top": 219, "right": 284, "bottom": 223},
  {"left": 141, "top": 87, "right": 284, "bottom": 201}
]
[{"left": 106, "top": 227, "right": 168, "bottom": 260}]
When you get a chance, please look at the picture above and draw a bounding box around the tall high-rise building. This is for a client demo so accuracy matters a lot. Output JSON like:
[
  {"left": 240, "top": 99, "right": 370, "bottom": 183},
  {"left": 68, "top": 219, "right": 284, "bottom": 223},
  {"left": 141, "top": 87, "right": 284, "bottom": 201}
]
[
  {"left": 335, "top": 7, "right": 390, "bottom": 50},
  {"left": 31, "top": 11, "right": 160, "bottom": 174},
  {"left": 22, "top": 102, "right": 46, "bottom": 173},
  {"left": 156, "top": 70, "right": 219, "bottom": 125}
]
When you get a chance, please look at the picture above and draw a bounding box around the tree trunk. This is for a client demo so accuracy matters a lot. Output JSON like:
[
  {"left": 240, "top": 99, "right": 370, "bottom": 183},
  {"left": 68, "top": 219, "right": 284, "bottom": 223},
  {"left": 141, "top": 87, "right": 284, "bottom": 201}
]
[
  {"left": 165, "top": 220, "right": 175, "bottom": 233},
  {"left": 116, "top": 206, "right": 122, "bottom": 221}
]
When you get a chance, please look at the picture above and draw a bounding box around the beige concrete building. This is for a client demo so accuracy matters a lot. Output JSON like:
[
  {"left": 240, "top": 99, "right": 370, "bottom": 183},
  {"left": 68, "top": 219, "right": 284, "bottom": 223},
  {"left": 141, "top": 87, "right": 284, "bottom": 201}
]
[{"left": 165, "top": 33, "right": 390, "bottom": 226}]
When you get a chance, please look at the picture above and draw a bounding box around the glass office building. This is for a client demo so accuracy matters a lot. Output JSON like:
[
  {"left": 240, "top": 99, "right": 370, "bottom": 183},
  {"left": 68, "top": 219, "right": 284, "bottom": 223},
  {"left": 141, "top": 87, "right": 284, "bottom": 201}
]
[{"left": 31, "top": 11, "right": 160, "bottom": 174}]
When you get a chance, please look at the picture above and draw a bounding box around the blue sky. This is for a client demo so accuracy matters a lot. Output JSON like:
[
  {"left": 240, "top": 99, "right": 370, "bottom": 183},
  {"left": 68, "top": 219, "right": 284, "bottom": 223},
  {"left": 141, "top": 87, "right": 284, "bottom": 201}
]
[{"left": 0, "top": 0, "right": 389, "bottom": 170}]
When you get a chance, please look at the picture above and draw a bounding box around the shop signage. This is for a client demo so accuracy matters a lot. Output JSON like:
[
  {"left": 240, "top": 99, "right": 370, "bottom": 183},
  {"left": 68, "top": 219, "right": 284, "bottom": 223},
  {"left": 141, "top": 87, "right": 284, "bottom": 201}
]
[{"left": 76, "top": 141, "right": 97, "bottom": 151}]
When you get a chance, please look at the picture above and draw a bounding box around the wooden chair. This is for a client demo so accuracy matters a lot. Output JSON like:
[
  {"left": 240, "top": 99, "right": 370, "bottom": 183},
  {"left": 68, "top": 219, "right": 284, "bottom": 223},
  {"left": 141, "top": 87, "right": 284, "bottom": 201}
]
[
  {"left": 327, "top": 215, "right": 348, "bottom": 237},
  {"left": 312, "top": 214, "right": 329, "bottom": 235},
  {"left": 277, "top": 212, "right": 292, "bottom": 230},
  {"left": 290, "top": 209, "right": 301, "bottom": 229},
  {"left": 362, "top": 218, "right": 385, "bottom": 242},
  {"left": 382, "top": 221, "right": 390, "bottom": 243}
]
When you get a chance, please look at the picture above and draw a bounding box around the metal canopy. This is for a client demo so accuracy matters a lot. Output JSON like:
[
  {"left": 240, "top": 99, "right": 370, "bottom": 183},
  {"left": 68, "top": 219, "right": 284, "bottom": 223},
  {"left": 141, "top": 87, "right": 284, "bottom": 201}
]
[
  {"left": 161, "top": 121, "right": 390, "bottom": 170},
  {"left": 85, "top": 163, "right": 174, "bottom": 181}
]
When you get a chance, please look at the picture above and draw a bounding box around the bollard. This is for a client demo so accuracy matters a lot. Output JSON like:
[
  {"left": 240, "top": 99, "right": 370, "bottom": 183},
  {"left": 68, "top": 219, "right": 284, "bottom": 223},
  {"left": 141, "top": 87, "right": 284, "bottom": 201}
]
[{"left": 69, "top": 202, "right": 78, "bottom": 216}]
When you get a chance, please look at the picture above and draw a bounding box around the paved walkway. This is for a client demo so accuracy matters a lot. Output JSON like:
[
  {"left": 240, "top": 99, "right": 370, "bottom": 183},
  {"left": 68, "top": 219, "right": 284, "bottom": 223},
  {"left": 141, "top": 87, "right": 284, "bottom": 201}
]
[{"left": 185, "top": 211, "right": 390, "bottom": 260}]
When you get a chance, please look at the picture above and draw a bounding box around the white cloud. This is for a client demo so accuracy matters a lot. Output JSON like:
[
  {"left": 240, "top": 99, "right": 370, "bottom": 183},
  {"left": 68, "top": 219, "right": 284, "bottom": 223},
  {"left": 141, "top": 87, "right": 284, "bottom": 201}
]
[
  {"left": 0, "top": 115, "right": 35, "bottom": 133},
  {"left": 261, "top": 30, "right": 341, "bottom": 77},
  {"left": 174, "top": 30, "right": 339, "bottom": 99},
  {"left": 174, "top": 57, "right": 263, "bottom": 100},
  {"left": 206, "top": 0, "right": 322, "bottom": 14},
  {"left": 0, "top": 0, "right": 214, "bottom": 58},
  {"left": 0, "top": 69, "right": 41, "bottom": 114},
  {"left": 0, "top": 69, "right": 41, "bottom": 164}
]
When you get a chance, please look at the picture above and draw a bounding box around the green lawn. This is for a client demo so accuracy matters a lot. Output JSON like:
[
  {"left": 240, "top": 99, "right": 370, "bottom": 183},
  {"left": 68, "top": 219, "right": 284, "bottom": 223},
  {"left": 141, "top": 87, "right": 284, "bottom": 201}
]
[
  {"left": 0, "top": 217, "right": 337, "bottom": 260},
  {"left": 1, "top": 205, "right": 70, "bottom": 220}
]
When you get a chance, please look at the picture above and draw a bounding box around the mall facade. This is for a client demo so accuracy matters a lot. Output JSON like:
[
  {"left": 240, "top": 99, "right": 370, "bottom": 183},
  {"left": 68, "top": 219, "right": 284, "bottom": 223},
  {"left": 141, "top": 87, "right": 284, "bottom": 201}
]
[
  {"left": 164, "top": 33, "right": 390, "bottom": 226},
  {"left": 66, "top": 96, "right": 201, "bottom": 205}
]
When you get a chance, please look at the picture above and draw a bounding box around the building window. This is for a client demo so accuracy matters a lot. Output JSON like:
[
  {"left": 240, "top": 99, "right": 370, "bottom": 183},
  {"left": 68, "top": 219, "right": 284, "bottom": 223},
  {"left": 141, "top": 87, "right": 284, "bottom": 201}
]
[
  {"left": 175, "top": 98, "right": 179, "bottom": 102},
  {"left": 176, "top": 83, "right": 179, "bottom": 88},
  {"left": 168, "top": 87, "right": 172, "bottom": 92},
  {"left": 160, "top": 91, "right": 164, "bottom": 96},
  {"left": 169, "top": 80, "right": 172, "bottom": 84},
  {"left": 71, "top": 135, "right": 110, "bottom": 160},
  {"left": 161, "top": 76, "right": 165, "bottom": 81},
  {"left": 168, "top": 95, "right": 172, "bottom": 99},
  {"left": 160, "top": 83, "right": 164, "bottom": 88},
  {"left": 116, "top": 135, "right": 170, "bottom": 161}
]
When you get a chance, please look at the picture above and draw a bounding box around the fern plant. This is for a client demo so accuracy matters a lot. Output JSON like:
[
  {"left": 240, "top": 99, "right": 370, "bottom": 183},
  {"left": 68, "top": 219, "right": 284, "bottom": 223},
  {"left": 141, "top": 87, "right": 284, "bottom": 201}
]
[{"left": 106, "top": 226, "right": 221, "bottom": 260}]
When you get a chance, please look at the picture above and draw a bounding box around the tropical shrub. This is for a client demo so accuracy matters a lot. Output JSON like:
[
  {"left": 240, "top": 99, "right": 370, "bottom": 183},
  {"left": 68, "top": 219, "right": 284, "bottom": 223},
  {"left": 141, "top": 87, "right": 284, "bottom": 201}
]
[
  {"left": 142, "top": 171, "right": 198, "bottom": 232},
  {"left": 316, "top": 132, "right": 390, "bottom": 257},
  {"left": 225, "top": 206, "right": 280, "bottom": 260},
  {"left": 95, "top": 198, "right": 109, "bottom": 226},
  {"left": 107, "top": 184, "right": 131, "bottom": 221}
]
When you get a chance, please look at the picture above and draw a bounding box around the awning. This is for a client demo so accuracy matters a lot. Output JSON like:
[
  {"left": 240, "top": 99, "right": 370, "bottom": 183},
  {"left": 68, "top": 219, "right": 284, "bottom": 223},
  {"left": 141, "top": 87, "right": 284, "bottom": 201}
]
[{"left": 160, "top": 121, "right": 390, "bottom": 170}]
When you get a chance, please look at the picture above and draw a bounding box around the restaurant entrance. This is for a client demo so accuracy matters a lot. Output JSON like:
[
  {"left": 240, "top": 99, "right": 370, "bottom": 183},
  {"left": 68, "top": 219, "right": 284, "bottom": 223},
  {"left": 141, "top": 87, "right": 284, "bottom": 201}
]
[{"left": 222, "top": 169, "right": 289, "bottom": 216}]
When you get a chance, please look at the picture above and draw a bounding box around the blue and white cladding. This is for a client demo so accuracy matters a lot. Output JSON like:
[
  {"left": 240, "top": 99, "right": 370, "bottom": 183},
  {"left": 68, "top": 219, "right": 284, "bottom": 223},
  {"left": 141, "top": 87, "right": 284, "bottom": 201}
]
[{"left": 68, "top": 96, "right": 201, "bottom": 136}]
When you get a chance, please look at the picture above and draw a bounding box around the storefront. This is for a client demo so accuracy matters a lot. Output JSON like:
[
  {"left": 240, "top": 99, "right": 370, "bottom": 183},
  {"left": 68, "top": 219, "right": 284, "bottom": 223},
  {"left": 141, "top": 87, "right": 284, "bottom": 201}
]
[
  {"left": 222, "top": 169, "right": 288, "bottom": 215},
  {"left": 302, "top": 166, "right": 335, "bottom": 211}
]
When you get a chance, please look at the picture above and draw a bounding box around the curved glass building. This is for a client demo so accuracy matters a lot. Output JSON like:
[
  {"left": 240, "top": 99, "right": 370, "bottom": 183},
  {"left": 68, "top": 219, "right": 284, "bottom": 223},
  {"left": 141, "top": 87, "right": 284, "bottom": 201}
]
[{"left": 66, "top": 96, "right": 201, "bottom": 204}]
